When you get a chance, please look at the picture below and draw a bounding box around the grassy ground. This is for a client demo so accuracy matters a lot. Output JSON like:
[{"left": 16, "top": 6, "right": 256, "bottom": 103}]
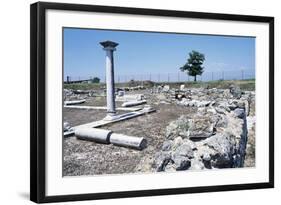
[
  {"left": 64, "top": 83, "right": 104, "bottom": 90},
  {"left": 64, "top": 79, "right": 255, "bottom": 91},
  {"left": 179, "top": 79, "right": 255, "bottom": 91}
]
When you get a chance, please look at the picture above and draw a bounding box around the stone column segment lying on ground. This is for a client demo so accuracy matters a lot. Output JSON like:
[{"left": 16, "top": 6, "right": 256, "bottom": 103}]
[
  {"left": 109, "top": 133, "right": 147, "bottom": 150},
  {"left": 75, "top": 127, "right": 113, "bottom": 144},
  {"left": 121, "top": 100, "right": 147, "bottom": 107},
  {"left": 64, "top": 99, "right": 86, "bottom": 105},
  {"left": 75, "top": 127, "right": 147, "bottom": 150}
]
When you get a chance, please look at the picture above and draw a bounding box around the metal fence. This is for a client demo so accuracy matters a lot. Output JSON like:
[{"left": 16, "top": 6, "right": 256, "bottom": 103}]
[{"left": 64, "top": 69, "right": 255, "bottom": 84}]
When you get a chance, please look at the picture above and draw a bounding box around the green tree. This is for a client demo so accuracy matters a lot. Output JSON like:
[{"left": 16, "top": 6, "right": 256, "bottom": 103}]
[
  {"left": 91, "top": 77, "right": 100, "bottom": 83},
  {"left": 180, "top": 50, "right": 205, "bottom": 82}
]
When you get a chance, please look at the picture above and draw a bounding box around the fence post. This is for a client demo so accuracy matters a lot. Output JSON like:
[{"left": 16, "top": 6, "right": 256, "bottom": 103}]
[
  {"left": 168, "top": 73, "right": 170, "bottom": 82},
  {"left": 178, "top": 72, "right": 180, "bottom": 82},
  {"left": 212, "top": 72, "right": 214, "bottom": 81},
  {"left": 158, "top": 73, "right": 160, "bottom": 82}
]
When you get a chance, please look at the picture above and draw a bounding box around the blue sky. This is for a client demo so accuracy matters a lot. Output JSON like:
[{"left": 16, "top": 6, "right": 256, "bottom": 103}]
[{"left": 63, "top": 28, "right": 255, "bottom": 81}]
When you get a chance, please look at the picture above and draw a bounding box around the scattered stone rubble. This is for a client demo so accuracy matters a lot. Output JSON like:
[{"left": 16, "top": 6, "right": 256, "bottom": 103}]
[
  {"left": 118, "top": 85, "right": 145, "bottom": 91},
  {"left": 64, "top": 89, "right": 95, "bottom": 101},
  {"left": 169, "top": 86, "right": 254, "bottom": 117}
]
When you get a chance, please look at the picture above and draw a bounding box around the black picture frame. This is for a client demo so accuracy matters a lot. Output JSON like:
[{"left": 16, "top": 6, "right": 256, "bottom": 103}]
[{"left": 30, "top": 1, "right": 274, "bottom": 203}]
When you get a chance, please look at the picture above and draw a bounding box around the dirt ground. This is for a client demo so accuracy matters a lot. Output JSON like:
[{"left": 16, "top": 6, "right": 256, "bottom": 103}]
[{"left": 63, "top": 90, "right": 197, "bottom": 176}]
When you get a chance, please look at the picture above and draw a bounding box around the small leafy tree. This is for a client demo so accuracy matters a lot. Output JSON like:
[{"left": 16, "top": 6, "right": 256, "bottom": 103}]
[
  {"left": 180, "top": 50, "right": 205, "bottom": 82},
  {"left": 91, "top": 77, "right": 100, "bottom": 83}
]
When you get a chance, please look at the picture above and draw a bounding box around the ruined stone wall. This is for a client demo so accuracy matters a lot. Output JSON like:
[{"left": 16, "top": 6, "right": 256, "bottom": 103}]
[{"left": 150, "top": 85, "right": 254, "bottom": 171}]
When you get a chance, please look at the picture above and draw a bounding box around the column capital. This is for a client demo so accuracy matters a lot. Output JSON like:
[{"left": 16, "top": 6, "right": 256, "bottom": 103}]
[{"left": 100, "top": 40, "right": 118, "bottom": 51}]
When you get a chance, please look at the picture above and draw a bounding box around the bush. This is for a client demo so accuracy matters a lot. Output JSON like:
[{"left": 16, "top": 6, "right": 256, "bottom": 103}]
[{"left": 91, "top": 77, "right": 100, "bottom": 83}]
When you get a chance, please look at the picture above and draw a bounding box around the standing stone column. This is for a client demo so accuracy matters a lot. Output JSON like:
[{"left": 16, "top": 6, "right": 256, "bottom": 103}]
[{"left": 100, "top": 40, "right": 119, "bottom": 120}]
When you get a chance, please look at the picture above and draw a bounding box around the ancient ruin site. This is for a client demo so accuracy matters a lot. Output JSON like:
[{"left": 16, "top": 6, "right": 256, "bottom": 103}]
[
  {"left": 63, "top": 39, "right": 255, "bottom": 176},
  {"left": 63, "top": 80, "right": 255, "bottom": 176},
  {"left": 63, "top": 35, "right": 256, "bottom": 177}
]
